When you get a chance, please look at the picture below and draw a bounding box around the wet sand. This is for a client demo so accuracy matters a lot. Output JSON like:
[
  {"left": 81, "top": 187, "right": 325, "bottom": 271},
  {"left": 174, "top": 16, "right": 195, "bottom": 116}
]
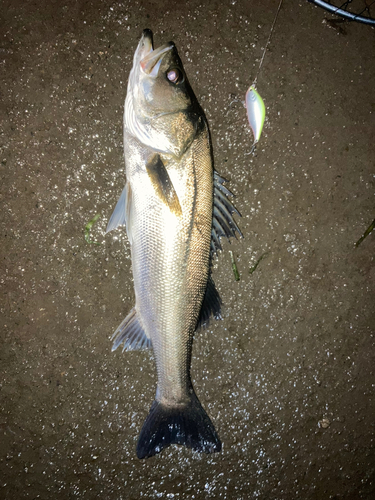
[{"left": 1, "top": 0, "right": 374, "bottom": 498}]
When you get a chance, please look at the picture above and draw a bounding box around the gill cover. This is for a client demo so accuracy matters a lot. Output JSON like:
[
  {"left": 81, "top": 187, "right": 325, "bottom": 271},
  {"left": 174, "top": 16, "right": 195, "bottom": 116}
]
[{"left": 124, "top": 30, "right": 200, "bottom": 158}]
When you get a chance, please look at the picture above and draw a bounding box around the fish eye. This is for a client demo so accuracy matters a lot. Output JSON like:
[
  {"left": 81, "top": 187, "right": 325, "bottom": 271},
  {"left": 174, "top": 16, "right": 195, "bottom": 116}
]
[{"left": 166, "top": 68, "right": 183, "bottom": 84}]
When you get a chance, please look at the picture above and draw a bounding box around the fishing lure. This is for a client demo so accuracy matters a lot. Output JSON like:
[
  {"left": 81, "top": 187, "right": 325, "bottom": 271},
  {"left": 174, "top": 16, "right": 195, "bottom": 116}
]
[
  {"left": 245, "top": 0, "right": 284, "bottom": 152},
  {"left": 245, "top": 85, "right": 266, "bottom": 152}
]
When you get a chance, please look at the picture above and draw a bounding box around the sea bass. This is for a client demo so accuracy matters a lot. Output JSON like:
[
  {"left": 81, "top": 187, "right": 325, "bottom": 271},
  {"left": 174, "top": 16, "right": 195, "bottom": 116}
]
[{"left": 106, "top": 29, "right": 241, "bottom": 459}]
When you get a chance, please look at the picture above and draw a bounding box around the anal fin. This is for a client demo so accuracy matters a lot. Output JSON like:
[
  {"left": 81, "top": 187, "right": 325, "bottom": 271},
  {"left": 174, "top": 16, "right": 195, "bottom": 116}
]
[{"left": 111, "top": 308, "right": 151, "bottom": 352}]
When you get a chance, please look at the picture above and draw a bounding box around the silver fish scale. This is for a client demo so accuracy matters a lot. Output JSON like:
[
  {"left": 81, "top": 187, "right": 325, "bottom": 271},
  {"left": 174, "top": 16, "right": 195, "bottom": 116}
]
[
  {"left": 126, "top": 124, "right": 213, "bottom": 406},
  {"left": 107, "top": 29, "right": 227, "bottom": 457}
]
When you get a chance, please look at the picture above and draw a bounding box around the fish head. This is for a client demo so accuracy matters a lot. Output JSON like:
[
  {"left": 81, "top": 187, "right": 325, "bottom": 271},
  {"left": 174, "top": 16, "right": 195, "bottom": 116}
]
[{"left": 125, "top": 29, "right": 203, "bottom": 158}]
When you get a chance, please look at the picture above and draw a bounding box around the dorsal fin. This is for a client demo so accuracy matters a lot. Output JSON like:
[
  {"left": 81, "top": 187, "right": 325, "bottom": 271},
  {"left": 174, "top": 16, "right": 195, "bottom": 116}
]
[
  {"left": 211, "top": 171, "right": 242, "bottom": 257},
  {"left": 146, "top": 154, "right": 182, "bottom": 215},
  {"left": 196, "top": 276, "right": 222, "bottom": 330}
]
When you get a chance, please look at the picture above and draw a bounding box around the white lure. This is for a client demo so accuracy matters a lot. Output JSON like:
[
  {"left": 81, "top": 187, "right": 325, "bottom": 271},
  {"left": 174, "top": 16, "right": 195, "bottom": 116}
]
[{"left": 245, "top": 85, "right": 266, "bottom": 152}]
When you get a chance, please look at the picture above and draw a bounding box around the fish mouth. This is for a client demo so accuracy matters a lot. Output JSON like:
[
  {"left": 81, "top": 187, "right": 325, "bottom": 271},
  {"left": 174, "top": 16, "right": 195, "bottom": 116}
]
[
  {"left": 137, "top": 29, "right": 174, "bottom": 78},
  {"left": 138, "top": 29, "right": 153, "bottom": 59}
]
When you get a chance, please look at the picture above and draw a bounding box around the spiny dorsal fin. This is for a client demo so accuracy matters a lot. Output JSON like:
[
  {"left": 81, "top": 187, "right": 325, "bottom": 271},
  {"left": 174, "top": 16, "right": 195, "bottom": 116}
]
[
  {"left": 146, "top": 154, "right": 182, "bottom": 215},
  {"left": 211, "top": 171, "right": 242, "bottom": 256},
  {"left": 111, "top": 307, "right": 151, "bottom": 352}
]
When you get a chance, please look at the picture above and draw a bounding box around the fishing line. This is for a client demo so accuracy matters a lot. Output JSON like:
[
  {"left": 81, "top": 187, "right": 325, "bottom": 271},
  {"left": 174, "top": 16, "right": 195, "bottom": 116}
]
[
  {"left": 252, "top": 0, "right": 284, "bottom": 88},
  {"left": 246, "top": 0, "right": 284, "bottom": 152}
]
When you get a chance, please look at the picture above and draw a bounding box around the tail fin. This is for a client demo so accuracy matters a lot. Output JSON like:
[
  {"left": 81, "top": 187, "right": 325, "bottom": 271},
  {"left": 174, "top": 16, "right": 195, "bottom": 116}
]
[{"left": 136, "top": 390, "right": 221, "bottom": 459}]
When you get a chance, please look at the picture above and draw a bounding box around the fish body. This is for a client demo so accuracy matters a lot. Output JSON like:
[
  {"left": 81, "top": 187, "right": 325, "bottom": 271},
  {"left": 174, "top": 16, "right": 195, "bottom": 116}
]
[{"left": 107, "top": 30, "right": 241, "bottom": 459}]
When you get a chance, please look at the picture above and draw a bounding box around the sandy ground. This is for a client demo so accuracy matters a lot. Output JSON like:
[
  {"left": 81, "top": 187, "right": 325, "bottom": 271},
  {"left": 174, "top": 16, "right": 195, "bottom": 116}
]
[{"left": 1, "top": 0, "right": 374, "bottom": 498}]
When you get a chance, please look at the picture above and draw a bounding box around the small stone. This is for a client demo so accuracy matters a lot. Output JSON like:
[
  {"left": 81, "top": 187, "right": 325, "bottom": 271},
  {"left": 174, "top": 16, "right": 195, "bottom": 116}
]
[{"left": 318, "top": 418, "right": 331, "bottom": 429}]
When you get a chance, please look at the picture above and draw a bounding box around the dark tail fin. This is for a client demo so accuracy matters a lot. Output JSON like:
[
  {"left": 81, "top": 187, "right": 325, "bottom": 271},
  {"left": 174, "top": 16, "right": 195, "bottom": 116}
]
[{"left": 136, "top": 390, "right": 221, "bottom": 459}]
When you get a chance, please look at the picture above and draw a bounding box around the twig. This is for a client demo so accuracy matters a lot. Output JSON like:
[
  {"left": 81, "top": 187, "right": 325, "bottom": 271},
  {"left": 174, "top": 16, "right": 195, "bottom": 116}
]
[
  {"left": 249, "top": 252, "right": 268, "bottom": 274},
  {"left": 355, "top": 219, "right": 375, "bottom": 247},
  {"left": 229, "top": 250, "right": 240, "bottom": 281}
]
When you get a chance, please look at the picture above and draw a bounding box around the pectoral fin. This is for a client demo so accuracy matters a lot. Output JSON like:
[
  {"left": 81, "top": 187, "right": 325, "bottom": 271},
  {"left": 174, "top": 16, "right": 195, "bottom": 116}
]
[
  {"left": 146, "top": 154, "right": 182, "bottom": 215},
  {"left": 106, "top": 183, "right": 128, "bottom": 232}
]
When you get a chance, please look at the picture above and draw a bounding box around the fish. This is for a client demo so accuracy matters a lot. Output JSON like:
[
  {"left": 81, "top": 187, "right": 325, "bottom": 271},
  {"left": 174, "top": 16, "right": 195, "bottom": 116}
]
[{"left": 106, "top": 29, "right": 241, "bottom": 459}]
